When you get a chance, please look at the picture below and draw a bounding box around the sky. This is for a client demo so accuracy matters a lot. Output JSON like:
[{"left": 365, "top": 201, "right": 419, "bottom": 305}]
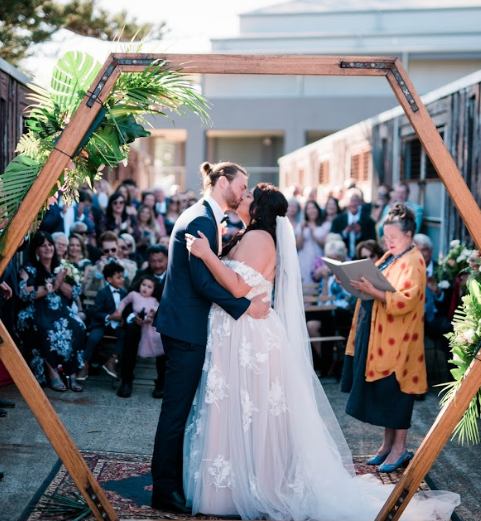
[{"left": 23, "top": 0, "right": 283, "bottom": 83}]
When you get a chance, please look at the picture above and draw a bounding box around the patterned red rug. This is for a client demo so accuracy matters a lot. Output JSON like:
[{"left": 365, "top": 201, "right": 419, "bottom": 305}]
[{"left": 20, "top": 450, "right": 432, "bottom": 520}]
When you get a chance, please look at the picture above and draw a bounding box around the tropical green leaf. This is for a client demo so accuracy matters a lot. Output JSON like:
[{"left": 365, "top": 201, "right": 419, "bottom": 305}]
[
  {"left": 51, "top": 51, "right": 102, "bottom": 113},
  {"left": 104, "top": 113, "right": 151, "bottom": 144}
]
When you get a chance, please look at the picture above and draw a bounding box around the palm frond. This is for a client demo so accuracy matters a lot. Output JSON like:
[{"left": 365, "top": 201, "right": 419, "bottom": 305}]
[{"left": 31, "top": 490, "right": 91, "bottom": 520}]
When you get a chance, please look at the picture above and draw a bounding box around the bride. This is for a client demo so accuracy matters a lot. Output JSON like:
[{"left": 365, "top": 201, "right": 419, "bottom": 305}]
[{"left": 184, "top": 183, "right": 459, "bottom": 521}]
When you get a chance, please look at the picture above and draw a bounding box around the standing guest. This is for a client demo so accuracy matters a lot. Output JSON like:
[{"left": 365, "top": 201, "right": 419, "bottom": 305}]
[
  {"left": 157, "top": 235, "right": 170, "bottom": 250},
  {"left": 324, "top": 195, "right": 340, "bottom": 224},
  {"left": 295, "top": 200, "right": 329, "bottom": 283},
  {"left": 286, "top": 197, "right": 302, "bottom": 229},
  {"left": 52, "top": 232, "right": 68, "bottom": 259},
  {"left": 93, "top": 179, "right": 113, "bottom": 212},
  {"left": 153, "top": 187, "right": 168, "bottom": 215},
  {"left": 164, "top": 195, "right": 181, "bottom": 235},
  {"left": 142, "top": 191, "right": 167, "bottom": 237},
  {"left": 120, "top": 179, "right": 141, "bottom": 210},
  {"left": 114, "top": 274, "right": 165, "bottom": 398},
  {"left": 17, "top": 231, "right": 86, "bottom": 391},
  {"left": 79, "top": 262, "right": 126, "bottom": 380},
  {"left": 116, "top": 245, "right": 169, "bottom": 399},
  {"left": 331, "top": 188, "right": 377, "bottom": 259},
  {"left": 136, "top": 204, "right": 161, "bottom": 265},
  {"left": 341, "top": 204, "right": 427, "bottom": 472},
  {"left": 379, "top": 182, "right": 423, "bottom": 235},
  {"left": 100, "top": 192, "right": 140, "bottom": 241}
]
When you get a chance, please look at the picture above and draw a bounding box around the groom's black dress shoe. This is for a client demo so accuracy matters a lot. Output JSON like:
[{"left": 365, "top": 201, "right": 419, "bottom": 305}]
[
  {"left": 117, "top": 381, "right": 132, "bottom": 398},
  {"left": 151, "top": 490, "right": 191, "bottom": 514}
]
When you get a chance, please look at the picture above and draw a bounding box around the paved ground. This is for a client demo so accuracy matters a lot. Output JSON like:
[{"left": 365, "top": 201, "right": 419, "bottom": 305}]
[{"left": 0, "top": 345, "right": 479, "bottom": 521}]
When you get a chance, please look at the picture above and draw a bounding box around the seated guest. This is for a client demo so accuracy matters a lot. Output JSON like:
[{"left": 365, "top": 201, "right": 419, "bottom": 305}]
[
  {"left": 355, "top": 239, "right": 385, "bottom": 262},
  {"left": 67, "top": 233, "right": 92, "bottom": 272},
  {"left": 71, "top": 221, "right": 101, "bottom": 263},
  {"left": 98, "top": 192, "right": 140, "bottom": 241},
  {"left": 83, "top": 232, "right": 137, "bottom": 294},
  {"left": 307, "top": 239, "right": 357, "bottom": 376},
  {"left": 78, "top": 262, "right": 126, "bottom": 381},
  {"left": 17, "top": 231, "right": 86, "bottom": 391},
  {"left": 414, "top": 233, "right": 453, "bottom": 360},
  {"left": 331, "top": 188, "right": 377, "bottom": 259},
  {"left": 131, "top": 245, "right": 168, "bottom": 300}
]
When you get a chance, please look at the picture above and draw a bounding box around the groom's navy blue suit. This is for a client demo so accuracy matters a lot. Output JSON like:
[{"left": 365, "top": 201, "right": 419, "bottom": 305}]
[{"left": 152, "top": 200, "right": 250, "bottom": 498}]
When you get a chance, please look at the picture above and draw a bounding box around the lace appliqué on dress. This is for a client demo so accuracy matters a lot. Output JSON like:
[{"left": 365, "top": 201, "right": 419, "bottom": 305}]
[
  {"left": 239, "top": 336, "right": 269, "bottom": 373},
  {"left": 207, "top": 455, "right": 235, "bottom": 489},
  {"left": 269, "top": 377, "right": 287, "bottom": 416},
  {"left": 205, "top": 365, "right": 229, "bottom": 405},
  {"left": 241, "top": 390, "right": 259, "bottom": 432}
]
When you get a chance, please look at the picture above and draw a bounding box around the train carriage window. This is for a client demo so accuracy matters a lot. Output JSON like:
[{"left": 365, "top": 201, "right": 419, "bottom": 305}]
[
  {"left": 350, "top": 148, "right": 370, "bottom": 182},
  {"left": 319, "top": 160, "right": 330, "bottom": 185},
  {"left": 403, "top": 130, "right": 444, "bottom": 181}
]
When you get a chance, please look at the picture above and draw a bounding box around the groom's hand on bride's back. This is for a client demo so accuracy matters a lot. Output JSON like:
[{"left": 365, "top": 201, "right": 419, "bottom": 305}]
[{"left": 246, "top": 293, "right": 270, "bottom": 319}]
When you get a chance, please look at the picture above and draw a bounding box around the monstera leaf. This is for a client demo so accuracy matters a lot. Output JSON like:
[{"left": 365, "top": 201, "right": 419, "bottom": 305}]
[
  {"left": 0, "top": 154, "right": 42, "bottom": 223},
  {"left": 105, "top": 113, "right": 151, "bottom": 144},
  {"left": 50, "top": 51, "right": 102, "bottom": 113}
]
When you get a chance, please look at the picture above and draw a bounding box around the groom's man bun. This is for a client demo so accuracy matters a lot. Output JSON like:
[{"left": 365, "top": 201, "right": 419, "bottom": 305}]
[{"left": 200, "top": 161, "right": 248, "bottom": 192}]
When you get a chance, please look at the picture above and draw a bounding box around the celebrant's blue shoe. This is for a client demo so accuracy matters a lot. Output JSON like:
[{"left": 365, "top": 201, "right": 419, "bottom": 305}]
[
  {"left": 366, "top": 452, "right": 390, "bottom": 465},
  {"left": 377, "top": 450, "right": 414, "bottom": 473}
]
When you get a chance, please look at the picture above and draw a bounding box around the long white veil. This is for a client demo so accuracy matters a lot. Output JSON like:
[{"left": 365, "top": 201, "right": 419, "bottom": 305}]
[{"left": 273, "top": 216, "right": 356, "bottom": 476}]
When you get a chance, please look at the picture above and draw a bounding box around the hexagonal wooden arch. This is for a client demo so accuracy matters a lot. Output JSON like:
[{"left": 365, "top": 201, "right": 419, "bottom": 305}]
[{"left": 0, "top": 53, "right": 479, "bottom": 521}]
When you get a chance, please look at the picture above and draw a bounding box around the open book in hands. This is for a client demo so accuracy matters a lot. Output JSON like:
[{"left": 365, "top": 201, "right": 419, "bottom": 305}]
[{"left": 322, "top": 257, "right": 396, "bottom": 300}]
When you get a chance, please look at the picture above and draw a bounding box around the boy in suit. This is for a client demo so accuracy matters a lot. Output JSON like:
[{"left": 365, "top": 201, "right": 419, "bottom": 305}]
[{"left": 79, "top": 262, "right": 126, "bottom": 380}]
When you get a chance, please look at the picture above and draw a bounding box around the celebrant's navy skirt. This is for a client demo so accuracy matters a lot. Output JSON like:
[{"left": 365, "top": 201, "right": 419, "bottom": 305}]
[{"left": 340, "top": 299, "right": 415, "bottom": 429}]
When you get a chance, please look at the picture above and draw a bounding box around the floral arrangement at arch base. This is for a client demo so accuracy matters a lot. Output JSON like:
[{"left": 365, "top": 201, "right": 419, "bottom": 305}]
[
  {"left": 438, "top": 266, "right": 481, "bottom": 445},
  {"left": 0, "top": 49, "right": 210, "bottom": 249}
]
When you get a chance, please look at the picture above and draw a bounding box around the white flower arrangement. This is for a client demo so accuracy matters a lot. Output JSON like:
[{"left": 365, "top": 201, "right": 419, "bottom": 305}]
[{"left": 54, "top": 259, "right": 82, "bottom": 285}]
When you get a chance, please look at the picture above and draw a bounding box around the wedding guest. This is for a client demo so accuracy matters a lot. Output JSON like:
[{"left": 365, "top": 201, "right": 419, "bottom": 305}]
[
  {"left": 142, "top": 191, "right": 167, "bottom": 236},
  {"left": 379, "top": 182, "right": 423, "bottom": 236},
  {"left": 131, "top": 245, "right": 168, "bottom": 300},
  {"left": 164, "top": 195, "right": 181, "bottom": 235},
  {"left": 71, "top": 221, "right": 101, "bottom": 263},
  {"left": 136, "top": 204, "right": 161, "bottom": 264},
  {"left": 79, "top": 262, "right": 126, "bottom": 381},
  {"left": 17, "top": 231, "right": 86, "bottom": 391},
  {"left": 114, "top": 274, "right": 165, "bottom": 399},
  {"left": 119, "top": 232, "right": 139, "bottom": 264},
  {"left": 355, "top": 239, "right": 385, "bottom": 262},
  {"left": 120, "top": 179, "right": 141, "bottom": 210},
  {"left": 100, "top": 192, "right": 140, "bottom": 241},
  {"left": 331, "top": 188, "right": 377, "bottom": 259},
  {"left": 52, "top": 232, "right": 68, "bottom": 259},
  {"left": 286, "top": 197, "right": 302, "bottom": 229},
  {"left": 295, "top": 200, "right": 330, "bottom": 283},
  {"left": 341, "top": 204, "right": 427, "bottom": 472},
  {"left": 153, "top": 186, "right": 168, "bottom": 215},
  {"left": 307, "top": 239, "right": 356, "bottom": 375},
  {"left": 67, "top": 233, "right": 91, "bottom": 271}
]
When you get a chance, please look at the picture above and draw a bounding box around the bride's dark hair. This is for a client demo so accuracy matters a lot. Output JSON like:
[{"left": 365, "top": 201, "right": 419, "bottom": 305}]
[{"left": 222, "top": 183, "right": 288, "bottom": 256}]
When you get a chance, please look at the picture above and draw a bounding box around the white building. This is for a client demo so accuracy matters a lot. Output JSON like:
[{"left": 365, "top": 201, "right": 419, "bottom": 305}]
[{"left": 136, "top": 0, "right": 481, "bottom": 192}]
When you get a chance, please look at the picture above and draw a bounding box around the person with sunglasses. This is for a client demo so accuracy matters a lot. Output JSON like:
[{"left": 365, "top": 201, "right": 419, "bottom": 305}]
[{"left": 99, "top": 192, "right": 140, "bottom": 242}]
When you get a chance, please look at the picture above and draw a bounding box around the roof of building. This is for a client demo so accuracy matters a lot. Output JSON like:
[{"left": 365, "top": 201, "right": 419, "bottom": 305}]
[{"left": 247, "top": 0, "right": 481, "bottom": 16}]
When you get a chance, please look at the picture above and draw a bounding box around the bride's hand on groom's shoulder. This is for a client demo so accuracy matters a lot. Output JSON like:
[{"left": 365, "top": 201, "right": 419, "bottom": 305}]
[
  {"left": 186, "top": 230, "right": 211, "bottom": 259},
  {"left": 246, "top": 292, "right": 270, "bottom": 319}
]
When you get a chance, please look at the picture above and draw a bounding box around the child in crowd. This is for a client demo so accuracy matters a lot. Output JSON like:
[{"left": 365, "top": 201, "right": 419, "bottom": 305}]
[
  {"left": 78, "top": 262, "right": 126, "bottom": 380},
  {"left": 111, "top": 274, "right": 163, "bottom": 358}
]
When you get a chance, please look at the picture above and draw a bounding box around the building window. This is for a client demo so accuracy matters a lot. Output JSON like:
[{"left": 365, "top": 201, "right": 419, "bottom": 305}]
[
  {"left": 319, "top": 160, "right": 330, "bottom": 185},
  {"left": 350, "top": 149, "right": 370, "bottom": 182}
]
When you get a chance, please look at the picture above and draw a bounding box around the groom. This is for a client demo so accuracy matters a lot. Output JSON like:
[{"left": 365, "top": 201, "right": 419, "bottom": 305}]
[{"left": 151, "top": 162, "right": 270, "bottom": 513}]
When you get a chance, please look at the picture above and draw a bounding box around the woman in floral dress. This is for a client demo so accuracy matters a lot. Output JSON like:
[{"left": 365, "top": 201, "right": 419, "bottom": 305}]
[{"left": 17, "top": 231, "right": 86, "bottom": 392}]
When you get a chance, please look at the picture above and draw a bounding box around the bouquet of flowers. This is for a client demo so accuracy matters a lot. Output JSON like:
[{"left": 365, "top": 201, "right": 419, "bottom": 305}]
[
  {"left": 435, "top": 239, "right": 473, "bottom": 287},
  {"left": 54, "top": 259, "right": 82, "bottom": 286},
  {"left": 438, "top": 277, "right": 481, "bottom": 444}
]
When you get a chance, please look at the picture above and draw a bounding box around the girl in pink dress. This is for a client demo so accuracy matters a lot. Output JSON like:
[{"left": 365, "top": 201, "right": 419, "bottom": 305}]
[{"left": 117, "top": 275, "right": 163, "bottom": 358}]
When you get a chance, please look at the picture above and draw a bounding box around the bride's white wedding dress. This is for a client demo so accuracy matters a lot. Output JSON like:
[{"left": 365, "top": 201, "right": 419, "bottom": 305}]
[{"left": 183, "top": 218, "right": 459, "bottom": 521}]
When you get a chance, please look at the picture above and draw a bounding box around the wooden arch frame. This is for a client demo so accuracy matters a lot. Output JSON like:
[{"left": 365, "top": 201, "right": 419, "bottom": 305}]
[{"left": 0, "top": 53, "right": 480, "bottom": 521}]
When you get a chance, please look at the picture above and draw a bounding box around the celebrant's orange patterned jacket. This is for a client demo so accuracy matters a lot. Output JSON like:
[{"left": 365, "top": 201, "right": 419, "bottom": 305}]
[{"left": 345, "top": 245, "right": 428, "bottom": 394}]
